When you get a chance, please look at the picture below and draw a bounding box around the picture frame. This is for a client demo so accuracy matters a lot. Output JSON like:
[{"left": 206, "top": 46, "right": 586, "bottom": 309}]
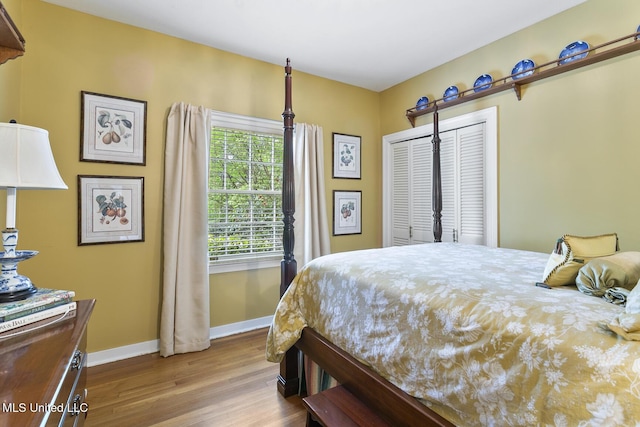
[
  {"left": 80, "top": 91, "right": 147, "bottom": 165},
  {"left": 333, "top": 190, "right": 362, "bottom": 236},
  {"left": 332, "top": 133, "right": 361, "bottom": 179},
  {"left": 78, "top": 175, "right": 145, "bottom": 245}
]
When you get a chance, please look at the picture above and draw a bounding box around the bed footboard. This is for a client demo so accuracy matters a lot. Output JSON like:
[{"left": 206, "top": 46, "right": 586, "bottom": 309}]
[{"left": 296, "top": 328, "right": 454, "bottom": 427}]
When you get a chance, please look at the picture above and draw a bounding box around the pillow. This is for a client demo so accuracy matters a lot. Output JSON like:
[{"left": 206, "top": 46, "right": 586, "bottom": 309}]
[
  {"left": 603, "top": 287, "right": 630, "bottom": 305},
  {"left": 628, "top": 278, "right": 640, "bottom": 312},
  {"left": 575, "top": 252, "right": 640, "bottom": 297},
  {"left": 606, "top": 278, "right": 640, "bottom": 341},
  {"left": 575, "top": 259, "right": 627, "bottom": 296},
  {"left": 542, "top": 233, "right": 618, "bottom": 287},
  {"left": 589, "top": 252, "right": 640, "bottom": 285}
]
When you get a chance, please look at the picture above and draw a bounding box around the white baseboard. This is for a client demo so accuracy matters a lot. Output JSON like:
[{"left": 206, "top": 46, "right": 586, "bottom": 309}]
[{"left": 87, "top": 315, "right": 273, "bottom": 367}]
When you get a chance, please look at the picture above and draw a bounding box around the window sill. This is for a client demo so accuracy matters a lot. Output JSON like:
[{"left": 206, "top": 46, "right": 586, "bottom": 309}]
[{"left": 209, "top": 256, "right": 281, "bottom": 274}]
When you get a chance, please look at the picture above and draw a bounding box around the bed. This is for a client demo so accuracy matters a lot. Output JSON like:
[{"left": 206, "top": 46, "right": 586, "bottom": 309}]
[{"left": 267, "top": 61, "right": 640, "bottom": 426}]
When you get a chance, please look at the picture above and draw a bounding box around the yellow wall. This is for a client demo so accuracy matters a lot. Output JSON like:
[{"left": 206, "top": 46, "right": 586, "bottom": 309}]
[
  {"left": 380, "top": 0, "right": 640, "bottom": 253},
  {"left": 0, "top": 0, "right": 381, "bottom": 352},
  {"left": 4, "top": 0, "right": 639, "bottom": 355}
]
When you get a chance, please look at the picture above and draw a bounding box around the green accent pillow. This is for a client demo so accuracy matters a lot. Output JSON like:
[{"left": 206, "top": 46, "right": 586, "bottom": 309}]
[{"left": 576, "top": 251, "right": 640, "bottom": 296}]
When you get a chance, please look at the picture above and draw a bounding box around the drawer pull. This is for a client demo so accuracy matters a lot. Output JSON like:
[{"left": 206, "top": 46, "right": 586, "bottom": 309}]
[
  {"left": 69, "top": 391, "right": 88, "bottom": 417},
  {"left": 71, "top": 350, "right": 83, "bottom": 371},
  {"left": 70, "top": 394, "right": 82, "bottom": 416}
]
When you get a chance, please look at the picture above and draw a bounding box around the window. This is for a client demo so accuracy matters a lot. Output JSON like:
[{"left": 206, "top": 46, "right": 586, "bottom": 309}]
[{"left": 208, "top": 110, "right": 283, "bottom": 273}]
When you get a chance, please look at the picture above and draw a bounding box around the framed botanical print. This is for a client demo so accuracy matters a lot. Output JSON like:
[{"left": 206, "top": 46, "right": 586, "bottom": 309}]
[
  {"left": 332, "top": 133, "right": 361, "bottom": 179},
  {"left": 78, "top": 175, "right": 145, "bottom": 245},
  {"left": 333, "top": 190, "right": 362, "bottom": 235},
  {"left": 80, "top": 91, "right": 147, "bottom": 165}
]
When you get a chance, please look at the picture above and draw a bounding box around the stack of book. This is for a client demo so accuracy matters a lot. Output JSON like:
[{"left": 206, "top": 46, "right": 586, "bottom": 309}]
[{"left": 0, "top": 288, "right": 76, "bottom": 336}]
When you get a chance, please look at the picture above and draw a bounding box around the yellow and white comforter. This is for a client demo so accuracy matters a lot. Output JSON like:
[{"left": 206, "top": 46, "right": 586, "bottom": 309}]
[{"left": 266, "top": 243, "right": 640, "bottom": 426}]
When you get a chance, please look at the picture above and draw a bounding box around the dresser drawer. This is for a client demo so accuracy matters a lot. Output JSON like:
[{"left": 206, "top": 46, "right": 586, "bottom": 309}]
[
  {"left": 0, "top": 300, "right": 95, "bottom": 427},
  {"left": 61, "top": 361, "right": 88, "bottom": 427},
  {"left": 46, "top": 331, "right": 89, "bottom": 427}
]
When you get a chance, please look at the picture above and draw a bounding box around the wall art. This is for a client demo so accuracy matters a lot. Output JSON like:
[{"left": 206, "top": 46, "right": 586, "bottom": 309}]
[
  {"left": 81, "top": 91, "right": 147, "bottom": 165},
  {"left": 333, "top": 190, "right": 362, "bottom": 235},
  {"left": 78, "top": 175, "right": 145, "bottom": 245},
  {"left": 332, "top": 133, "right": 361, "bottom": 179}
]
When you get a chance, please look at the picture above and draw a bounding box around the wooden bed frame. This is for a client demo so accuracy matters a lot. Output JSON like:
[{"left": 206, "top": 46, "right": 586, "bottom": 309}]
[{"left": 276, "top": 60, "right": 453, "bottom": 427}]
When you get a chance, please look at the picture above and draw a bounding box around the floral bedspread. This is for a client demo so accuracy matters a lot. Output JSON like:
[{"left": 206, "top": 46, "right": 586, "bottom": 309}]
[{"left": 266, "top": 243, "right": 640, "bottom": 426}]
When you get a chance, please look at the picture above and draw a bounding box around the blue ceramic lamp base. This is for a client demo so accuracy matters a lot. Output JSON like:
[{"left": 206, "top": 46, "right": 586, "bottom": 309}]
[{"left": 0, "top": 230, "right": 38, "bottom": 303}]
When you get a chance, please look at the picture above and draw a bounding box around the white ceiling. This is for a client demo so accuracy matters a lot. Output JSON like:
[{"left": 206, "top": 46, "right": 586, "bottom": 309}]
[{"left": 43, "top": 0, "right": 586, "bottom": 92}]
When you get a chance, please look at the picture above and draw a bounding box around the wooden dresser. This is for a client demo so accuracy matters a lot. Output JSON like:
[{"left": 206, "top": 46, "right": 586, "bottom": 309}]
[{"left": 0, "top": 299, "right": 95, "bottom": 426}]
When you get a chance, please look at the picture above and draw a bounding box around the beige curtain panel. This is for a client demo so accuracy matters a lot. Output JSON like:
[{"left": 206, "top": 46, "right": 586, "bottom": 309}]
[
  {"left": 160, "top": 102, "right": 211, "bottom": 357},
  {"left": 293, "top": 123, "right": 331, "bottom": 266}
]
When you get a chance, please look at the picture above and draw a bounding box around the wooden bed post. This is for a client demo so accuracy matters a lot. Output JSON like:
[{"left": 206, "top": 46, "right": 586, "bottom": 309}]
[
  {"left": 278, "top": 58, "right": 300, "bottom": 397},
  {"left": 280, "top": 58, "right": 297, "bottom": 297},
  {"left": 432, "top": 107, "right": 443, "bottom": 242}
]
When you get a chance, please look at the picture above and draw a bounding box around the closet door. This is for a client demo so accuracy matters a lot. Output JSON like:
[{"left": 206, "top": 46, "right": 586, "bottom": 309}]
[
  {"left": 391, "top": 141, "right": 410, "bottom": 245},
  {"left": 410, "top": 138, "right": 433, "bottom": 243},
  {"left": 439, "top": 130, "right": 456, "bottom": 243},
  {"left": 390, "top": 138, "right": 432, "bottom": 245},
  {"left": 389, "top": 122, "right": 486, "bottom": 246},
  {"left": 439, "top": 123, "right": 485, "bottom": 244},
  {"left": 457, "top": 123, "right": 485, "bottom": 245}
]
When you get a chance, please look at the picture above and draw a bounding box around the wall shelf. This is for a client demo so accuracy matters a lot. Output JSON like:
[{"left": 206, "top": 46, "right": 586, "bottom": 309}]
[
  {"left": 406, "top": 32, "right": 640, "bottom": 127},
  {"left": 0, "top": 1, "right": 25, "bottom": 65}
]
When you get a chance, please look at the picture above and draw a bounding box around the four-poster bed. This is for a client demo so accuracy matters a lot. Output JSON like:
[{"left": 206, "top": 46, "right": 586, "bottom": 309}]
[
  {"left": 275, "top": 59, "right": 452, "bottom": 426},
  {"left": 269, "top": 60, "right": 640, "bottom": 426}
]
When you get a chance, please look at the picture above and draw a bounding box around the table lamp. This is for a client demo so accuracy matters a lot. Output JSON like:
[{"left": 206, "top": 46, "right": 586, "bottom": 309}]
[{"left": 0, "top": 122, "right": 67, "bottom": 302}]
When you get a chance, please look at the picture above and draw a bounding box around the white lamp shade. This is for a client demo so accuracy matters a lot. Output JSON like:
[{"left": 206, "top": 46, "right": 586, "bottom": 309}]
[{"left": 0, "top": 123, "right": 68, "bottom": 189}]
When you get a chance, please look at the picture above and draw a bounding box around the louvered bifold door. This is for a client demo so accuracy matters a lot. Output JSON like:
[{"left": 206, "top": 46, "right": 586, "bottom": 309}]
[
  {"left": 391, "top": 141, "right": 410, "bottom": 245},
  {"left": 439, "top": 130, "right": 457, "bottom": 243},
  {"left": 385, "top": 115, "right": 490, "bottom": 248},
  {"left": 458, "top": 123, "right": 485, "bottom": 245},
  {"left": 409, "top": 137, "right": 432, "bottom": 243}
]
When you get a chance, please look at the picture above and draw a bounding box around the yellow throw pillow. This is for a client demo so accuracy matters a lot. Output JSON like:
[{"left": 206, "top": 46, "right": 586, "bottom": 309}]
[{"left": 542, "top": 233, "right": 618, "bottom": 287}]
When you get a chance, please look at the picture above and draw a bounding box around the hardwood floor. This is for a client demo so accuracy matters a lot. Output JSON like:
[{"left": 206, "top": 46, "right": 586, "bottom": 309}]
[{"left": 86, "top": 328, "right": 306, "bottom": 426}]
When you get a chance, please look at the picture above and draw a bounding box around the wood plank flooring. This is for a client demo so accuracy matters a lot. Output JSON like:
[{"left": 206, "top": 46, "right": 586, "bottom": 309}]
[{"left": 86, "top": 328, "right": 306, "bottom": 426}]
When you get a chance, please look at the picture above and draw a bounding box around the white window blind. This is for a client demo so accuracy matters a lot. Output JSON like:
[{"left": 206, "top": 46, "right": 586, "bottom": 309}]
[{"left": 208, "top": 111, "right": 283, "bottom": 269}]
